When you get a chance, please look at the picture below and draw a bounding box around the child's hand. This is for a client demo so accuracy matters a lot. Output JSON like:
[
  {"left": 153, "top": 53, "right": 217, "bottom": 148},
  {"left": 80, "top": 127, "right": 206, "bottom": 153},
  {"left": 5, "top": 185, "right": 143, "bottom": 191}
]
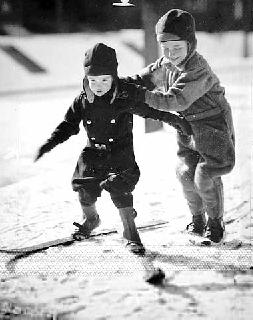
[
  {"left": 120, "top": 81, "right": 146, "bottom": 104},
  {"left": 34, "top": 144, "right": 52, "bottom": 162},
  {"left": 163, "top": 113, "right": 192, "bottom": 135}
]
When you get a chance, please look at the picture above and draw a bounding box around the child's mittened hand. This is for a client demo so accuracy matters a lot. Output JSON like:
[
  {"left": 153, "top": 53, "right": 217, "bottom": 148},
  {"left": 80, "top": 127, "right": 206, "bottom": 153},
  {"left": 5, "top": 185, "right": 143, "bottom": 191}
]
[
  {"left": 164, "top": 113, "right": 192, "bottom": 136},
  {"left": 34, "top": 147, "right": 44, "bottom": 162},
  {"left": 121, "top": 81, "right": 146, "bottom": 103},
  {"left": 34, "top": 144, "right": 51, "bottom": 162}
]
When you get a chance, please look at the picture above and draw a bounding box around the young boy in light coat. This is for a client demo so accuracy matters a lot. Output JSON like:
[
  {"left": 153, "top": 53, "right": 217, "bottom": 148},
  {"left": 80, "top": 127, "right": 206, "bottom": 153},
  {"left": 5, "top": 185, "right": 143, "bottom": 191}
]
[{"left": 123, "top": 9, "right": 235, "bottom": 244}]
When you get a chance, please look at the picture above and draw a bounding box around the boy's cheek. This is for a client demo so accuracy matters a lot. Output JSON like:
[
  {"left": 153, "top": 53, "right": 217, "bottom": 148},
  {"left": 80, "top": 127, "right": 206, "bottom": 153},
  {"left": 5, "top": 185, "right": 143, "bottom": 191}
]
[
  {"left": 89, "top": 84, "right": 96, "bottom": 93},
  {"left": 162, "top": 48, "right": 169, "bottom": 57}
]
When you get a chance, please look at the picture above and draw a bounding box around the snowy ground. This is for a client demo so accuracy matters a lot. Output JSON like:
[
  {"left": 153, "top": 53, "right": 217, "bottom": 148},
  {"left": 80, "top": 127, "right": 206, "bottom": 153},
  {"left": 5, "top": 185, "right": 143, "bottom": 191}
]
[{"left": 0, "top": 30, "right": 252, "bottom": 319}]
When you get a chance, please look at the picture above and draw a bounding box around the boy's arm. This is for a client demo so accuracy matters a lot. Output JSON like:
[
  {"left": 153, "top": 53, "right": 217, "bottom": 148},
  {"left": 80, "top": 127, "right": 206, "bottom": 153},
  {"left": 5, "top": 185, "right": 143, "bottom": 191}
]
[
  {"left": 123, "top": 66, "right": 217, "bottom": 112},
  {"left": 34, "top": 94, "right": 83, "bottom": 161},
  {"left": 118, "top": 78, "right": 191, "bottom": 135},
  {"left": 130, "top": 102, "right": 192, "bottom": 135},
  {"left": 144, "top": 67, "right": 216, "bottom": 112}
]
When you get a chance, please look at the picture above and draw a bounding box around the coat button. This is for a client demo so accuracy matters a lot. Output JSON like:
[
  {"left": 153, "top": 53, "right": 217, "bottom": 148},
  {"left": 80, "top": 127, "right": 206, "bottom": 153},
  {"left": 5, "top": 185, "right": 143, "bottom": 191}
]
[
  {"left": 87, "top": 120, "right": 92, "bottom": 124},
  {"left": 110, "top": 119, "right": 116, "bottom": 124},
  {"left": 108, "top": 138, "right": 114, "bottom": 142}
]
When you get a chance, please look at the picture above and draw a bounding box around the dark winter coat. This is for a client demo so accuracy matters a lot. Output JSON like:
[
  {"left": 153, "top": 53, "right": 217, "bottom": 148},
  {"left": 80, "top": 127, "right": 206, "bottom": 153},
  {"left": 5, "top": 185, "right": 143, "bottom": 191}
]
[{"left": 42, "top": 80, "right": 175, "bottom": 192}]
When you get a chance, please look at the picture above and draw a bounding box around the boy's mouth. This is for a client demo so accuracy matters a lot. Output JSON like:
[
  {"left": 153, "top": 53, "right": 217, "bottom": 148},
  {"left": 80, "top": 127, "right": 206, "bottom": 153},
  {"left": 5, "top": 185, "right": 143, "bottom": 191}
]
[
  {"left": 164, "top": 55, "right": 181, "bottom": 65},
  {"left": 170, "top": 57, "right": 180, "bottom": 63}
]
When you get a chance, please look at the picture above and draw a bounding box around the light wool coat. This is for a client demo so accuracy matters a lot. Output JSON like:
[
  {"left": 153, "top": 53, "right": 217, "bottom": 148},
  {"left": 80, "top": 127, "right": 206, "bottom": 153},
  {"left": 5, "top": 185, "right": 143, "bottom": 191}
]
[{"left": 129, "top": 50, "right": 235, "bottom": 218}]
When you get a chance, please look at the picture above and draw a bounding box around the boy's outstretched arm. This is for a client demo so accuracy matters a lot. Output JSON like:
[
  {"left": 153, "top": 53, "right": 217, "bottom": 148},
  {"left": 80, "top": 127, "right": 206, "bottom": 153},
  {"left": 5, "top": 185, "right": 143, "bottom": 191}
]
[
  {"left": 34, "top": 95, "right": 83, "bottom": 161},
  {"left": 34, "top": 121, "right": 80, "bottom": 161},
  {"left": 119, "top": 79, "right": 192, "bottom": 135},
  {"left": 130, "top": 102, "right": 192, "bottom": 136},
  {"left": 121, "top": 67, "right": 216, "bottom": 112}
]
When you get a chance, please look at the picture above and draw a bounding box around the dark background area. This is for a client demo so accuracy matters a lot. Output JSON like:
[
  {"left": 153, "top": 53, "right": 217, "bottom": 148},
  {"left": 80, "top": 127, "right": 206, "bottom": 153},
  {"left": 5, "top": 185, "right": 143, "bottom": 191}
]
[
  {"left": 0, "top": 0, "right": 252, "bottom": 132},
  {"left": 0, "top": 0, "right": 252, "bottom": 34}
]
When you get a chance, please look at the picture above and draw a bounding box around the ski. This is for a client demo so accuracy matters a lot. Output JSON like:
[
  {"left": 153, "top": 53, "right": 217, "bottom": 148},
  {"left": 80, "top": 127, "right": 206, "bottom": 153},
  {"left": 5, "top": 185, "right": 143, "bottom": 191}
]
[{"left": 0, "top": 220, "right": 168, "bottom": 255}]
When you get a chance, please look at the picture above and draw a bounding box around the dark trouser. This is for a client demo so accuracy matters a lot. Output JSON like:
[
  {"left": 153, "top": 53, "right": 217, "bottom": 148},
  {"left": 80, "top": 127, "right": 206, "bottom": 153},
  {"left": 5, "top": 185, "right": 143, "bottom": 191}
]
[
  {"left": 74, "top": 164, "right": 140, "bottom": 208},
  {"left": 176, "top": 113, "right": 235, "bottom": 219},
  {"left": 78, "top": 187, "right": 134, "bottom": 209},
  {"left": 71, "top": 145, "right": 140, "bottom": 208},
  {"left": 71, "top": 144, "right": 142, "bottom": 243},
  {"left": 75, "top": 166, "right": 141, "bottom": 244}
]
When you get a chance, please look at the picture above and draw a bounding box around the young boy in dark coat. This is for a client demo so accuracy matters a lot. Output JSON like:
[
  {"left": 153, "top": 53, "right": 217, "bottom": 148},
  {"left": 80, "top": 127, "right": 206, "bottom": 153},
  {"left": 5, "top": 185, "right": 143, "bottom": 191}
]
[
  {"left": 122, "top": 9, "right": 235, "bottom": 244},
  {"left": 34, "top": 42, "right": 191, "bottom": 254}
]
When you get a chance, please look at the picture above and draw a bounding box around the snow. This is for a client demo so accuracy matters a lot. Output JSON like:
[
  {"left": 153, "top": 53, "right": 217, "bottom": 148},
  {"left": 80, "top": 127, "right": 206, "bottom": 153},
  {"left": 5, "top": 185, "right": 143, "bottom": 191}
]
[{"left": 0, "top": 30, "right": 252, "bottom": 319}]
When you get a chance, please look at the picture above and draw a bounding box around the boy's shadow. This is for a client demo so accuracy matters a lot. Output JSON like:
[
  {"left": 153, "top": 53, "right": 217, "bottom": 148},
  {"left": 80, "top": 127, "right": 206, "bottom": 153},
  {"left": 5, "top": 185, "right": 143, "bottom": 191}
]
[
  {"left": 145, "top": 248, "right": 253, "bottom": 286},
  {"left": 143, "top": 249, "right": 253, "bottom": 310},
  {"left": 140, "top": 250, "right": 199, "bottom": 306}
]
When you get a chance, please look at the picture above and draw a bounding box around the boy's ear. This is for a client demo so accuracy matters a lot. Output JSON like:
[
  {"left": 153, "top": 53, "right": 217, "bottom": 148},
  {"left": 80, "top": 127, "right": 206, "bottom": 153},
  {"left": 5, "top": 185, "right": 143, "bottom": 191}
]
[
  {"left": 110, "top": 78, "right": 118, "bottom": 104},
  {"left": 187, "top": 41, "right": 191, "bottom": 53},
  {"left": 83, "top": 77, "right": 94, "bottom": 103}
]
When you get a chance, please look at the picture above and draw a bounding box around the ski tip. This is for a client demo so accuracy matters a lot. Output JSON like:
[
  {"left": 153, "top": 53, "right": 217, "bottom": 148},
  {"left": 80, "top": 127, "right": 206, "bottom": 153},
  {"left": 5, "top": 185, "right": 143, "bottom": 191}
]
[
  {"left": 144, "top": 268, "right": 165, "bottom": 285},
  {"left": 200, "top": 240, "right": 212, "bottom": 246},
  {"left": 73, "top": 221, "right": 82, "bottom": 228}
]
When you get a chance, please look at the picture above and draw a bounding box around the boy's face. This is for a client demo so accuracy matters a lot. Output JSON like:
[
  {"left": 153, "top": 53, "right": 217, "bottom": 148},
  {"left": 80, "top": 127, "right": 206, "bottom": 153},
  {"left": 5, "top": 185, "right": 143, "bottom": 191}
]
[
  {"left": 87, "top": 75, "right": 113, "bottom": 96},
  {"left": 159, "top": 40, "right": 188, "bottom": 66}
]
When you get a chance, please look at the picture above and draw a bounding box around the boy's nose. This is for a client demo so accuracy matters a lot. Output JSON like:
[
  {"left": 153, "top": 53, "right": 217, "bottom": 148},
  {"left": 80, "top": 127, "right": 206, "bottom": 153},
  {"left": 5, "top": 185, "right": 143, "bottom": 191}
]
[{"left": 162, "top": 47, "right": 173, "bottom": 56}]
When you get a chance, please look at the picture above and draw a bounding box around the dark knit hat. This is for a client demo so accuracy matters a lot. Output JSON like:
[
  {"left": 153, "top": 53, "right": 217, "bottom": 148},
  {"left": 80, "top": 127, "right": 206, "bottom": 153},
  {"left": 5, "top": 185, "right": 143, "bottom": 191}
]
[
  {"left": 156, "top": 9, "right": 196, "bottom": 43},
  {"left": 84, "top": 43, "right": 118, "bottom": 77}
]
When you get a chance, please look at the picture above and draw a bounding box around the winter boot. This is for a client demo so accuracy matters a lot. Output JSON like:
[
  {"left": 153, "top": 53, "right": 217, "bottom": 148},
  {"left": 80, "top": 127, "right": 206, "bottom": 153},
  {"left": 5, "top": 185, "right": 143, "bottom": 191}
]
[
  {"left": 204, "top": 217, "right": 225, "bottom": 243},
  {"left": 203, "top": 178, "right": 225, "bottom": 243},
  {"left": 186, "top": 212, "right": 206, "bottom": 236},
  {"left": 118, "top": 207, "right": 145, "bottom": 255},
  {"left": 73, "top": 203, "right": 101, "bottom": 240}
]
